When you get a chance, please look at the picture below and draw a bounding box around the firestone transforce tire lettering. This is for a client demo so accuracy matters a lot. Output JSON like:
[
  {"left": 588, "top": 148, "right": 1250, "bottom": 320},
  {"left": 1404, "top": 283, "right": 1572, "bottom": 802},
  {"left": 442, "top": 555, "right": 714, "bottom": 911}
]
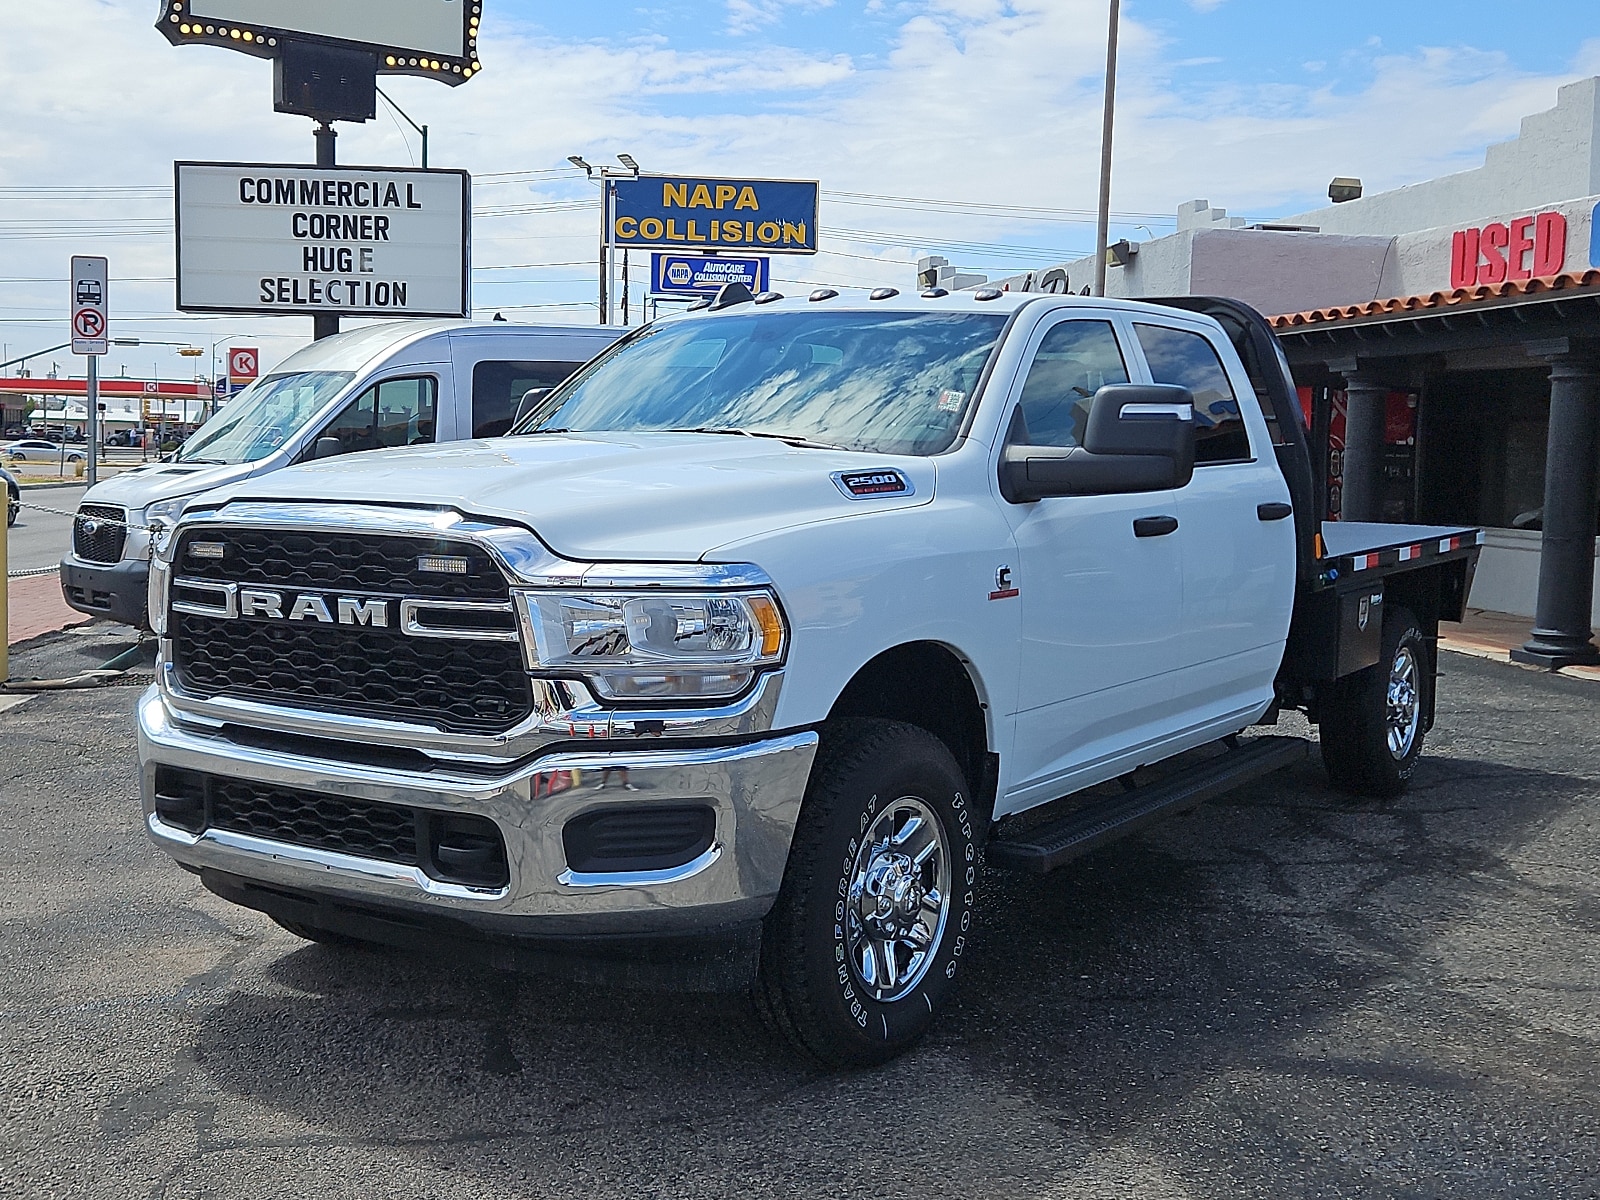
[
  {"left": 1319, "top": 604, "right": 1429, "bottom": 798},
  {"left": 756, "top": 719, "right": 979, "bottom": 1067}
]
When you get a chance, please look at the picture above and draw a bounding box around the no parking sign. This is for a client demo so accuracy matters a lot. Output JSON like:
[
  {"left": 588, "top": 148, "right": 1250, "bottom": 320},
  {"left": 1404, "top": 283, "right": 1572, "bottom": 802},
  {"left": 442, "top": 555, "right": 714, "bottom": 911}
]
[{"left": 70, "top": 256, "right": 108, "bottom": 355}]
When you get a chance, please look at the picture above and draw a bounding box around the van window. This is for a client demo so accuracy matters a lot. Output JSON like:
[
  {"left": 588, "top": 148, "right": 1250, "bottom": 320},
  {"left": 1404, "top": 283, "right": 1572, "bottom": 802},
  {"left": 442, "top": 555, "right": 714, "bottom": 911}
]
[
  {"left": 472, "top": 360, "right": 588, "bottom": 438},
  {"left": 313, "top": 376, "right": 438, "bottom": 458},
  {"left": 1133, "top": 323, "right": 1251, "bottom": 464}
]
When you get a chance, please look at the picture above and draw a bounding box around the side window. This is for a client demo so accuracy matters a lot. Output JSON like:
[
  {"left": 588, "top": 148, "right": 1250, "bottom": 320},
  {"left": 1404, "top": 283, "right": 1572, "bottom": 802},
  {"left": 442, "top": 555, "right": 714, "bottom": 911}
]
[
  {"left": 1011, "top": 320, "right": 1130, "bottom": 448},
  {"left": 472, "top": 360, "right": 588, "bottom": 439},
  {"left": 315, "top": 376, "right": 437, "bottom": 457},
  {"left": 1132, "top": 323, "right": 1251, "bottom": 464}
]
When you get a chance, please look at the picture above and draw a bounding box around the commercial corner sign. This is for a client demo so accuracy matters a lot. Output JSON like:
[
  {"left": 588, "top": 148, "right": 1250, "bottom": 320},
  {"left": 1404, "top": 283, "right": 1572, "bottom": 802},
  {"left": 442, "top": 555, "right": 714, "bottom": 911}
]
[
  {"left": 175, "top": 161, "right": 470, "bottom": 318},
  {"left": 612, "top": 176, "right": 818, "bottom": 255},
  {"left": 651, "top": 254, "right": 770, "bottom": 297},
  {"left": 70, "top": 256, "right": 108, "bottom": 356},
  {"left": 156, "top": 0, "right": 483, "bottom": 85}
]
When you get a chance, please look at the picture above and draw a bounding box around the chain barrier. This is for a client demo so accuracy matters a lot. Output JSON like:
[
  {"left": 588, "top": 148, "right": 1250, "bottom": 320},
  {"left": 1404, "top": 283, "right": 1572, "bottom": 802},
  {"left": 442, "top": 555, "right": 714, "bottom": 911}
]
[{"left": 6, "top": 497, "right": 159, "bottom": 579}]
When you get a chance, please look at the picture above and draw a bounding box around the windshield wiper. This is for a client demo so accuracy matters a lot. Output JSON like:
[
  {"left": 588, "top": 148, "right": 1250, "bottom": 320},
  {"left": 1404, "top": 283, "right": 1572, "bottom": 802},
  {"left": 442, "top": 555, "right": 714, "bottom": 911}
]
[
  {"left": 514, "top": 426, "right": 573, "bottom": 436},
  {"left": 664, "top": 427, "right": 848, "bottom": 451}
]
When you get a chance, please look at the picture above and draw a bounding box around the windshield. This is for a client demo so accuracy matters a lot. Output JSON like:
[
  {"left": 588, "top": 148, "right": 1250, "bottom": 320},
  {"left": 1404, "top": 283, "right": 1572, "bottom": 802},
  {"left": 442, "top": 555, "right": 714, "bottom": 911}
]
[
  {"left": 176, "top": 371, "right": 356, "bottom": 464},
  {"left": 512, "top": 310, "right": 1007, "bottom": 455}
]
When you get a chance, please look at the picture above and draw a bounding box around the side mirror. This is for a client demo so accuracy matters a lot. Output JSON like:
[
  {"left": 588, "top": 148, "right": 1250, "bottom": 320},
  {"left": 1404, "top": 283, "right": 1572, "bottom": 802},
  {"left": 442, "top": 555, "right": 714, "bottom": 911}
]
[
  {"left": 313, "top": 436, "right": 343, "bottom": 460},
  {"left": 513, "top": 388, "right": 550, "bottom": 429},
  {"left": 1000, "top": 383, "right": 1196, "bottom": 503}
]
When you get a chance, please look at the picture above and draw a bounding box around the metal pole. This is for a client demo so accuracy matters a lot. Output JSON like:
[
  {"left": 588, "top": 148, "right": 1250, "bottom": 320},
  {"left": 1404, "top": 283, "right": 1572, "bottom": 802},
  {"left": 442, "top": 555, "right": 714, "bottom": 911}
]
[
  {"left": 421, "top": 125, "right": 428, "bottom": 170},
  {"left": 599, "top": 180, "right": 611, "bottom": 325},
  {"left": 313, "top": 122, "right": 340, "bottom": 341},
  {"left": 1, "top": 473, "right": 9, "bottom": 682},
  {"left": 1092, "top": 0, "right": 1121, "bottom": 298},
  {"left": 86, "top": 354, "right": 98, "bottom": 488},
  {"left": 621, "top": 249, "right": 630, "bottom": 326}
]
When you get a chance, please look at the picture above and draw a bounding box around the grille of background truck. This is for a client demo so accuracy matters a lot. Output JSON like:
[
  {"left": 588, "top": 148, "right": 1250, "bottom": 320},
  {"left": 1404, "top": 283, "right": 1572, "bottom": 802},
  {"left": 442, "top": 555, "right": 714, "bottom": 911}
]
[
  {"left": 168, "top": 527, "right": 534, "bottom": 735},
  {"left": 73, "top": 504, "right": 127, "bottom": 563}
]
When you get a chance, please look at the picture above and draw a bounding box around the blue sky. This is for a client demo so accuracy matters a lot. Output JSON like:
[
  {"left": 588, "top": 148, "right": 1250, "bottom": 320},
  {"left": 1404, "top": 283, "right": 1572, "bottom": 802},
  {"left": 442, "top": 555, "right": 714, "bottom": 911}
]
[{"left": 2, "top": 1, "right": 1598, "bottom": 376}]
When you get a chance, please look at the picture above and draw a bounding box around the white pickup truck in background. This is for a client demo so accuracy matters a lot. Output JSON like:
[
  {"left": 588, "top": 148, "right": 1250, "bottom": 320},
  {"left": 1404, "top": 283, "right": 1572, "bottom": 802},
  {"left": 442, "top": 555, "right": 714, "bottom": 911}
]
[{"left": 135, "top": 289, "right": 1480, "bottom": 1066}]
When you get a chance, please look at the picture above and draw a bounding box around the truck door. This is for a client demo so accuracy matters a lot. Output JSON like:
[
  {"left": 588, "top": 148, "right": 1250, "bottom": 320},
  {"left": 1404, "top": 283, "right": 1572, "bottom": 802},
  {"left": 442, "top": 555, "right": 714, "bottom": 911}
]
[
  {"left": 1131, "top": 319, "right": 1295, "bottom": 730},
  {"left": 997, "top": 314, "right": 1186, "bottom": 809}
]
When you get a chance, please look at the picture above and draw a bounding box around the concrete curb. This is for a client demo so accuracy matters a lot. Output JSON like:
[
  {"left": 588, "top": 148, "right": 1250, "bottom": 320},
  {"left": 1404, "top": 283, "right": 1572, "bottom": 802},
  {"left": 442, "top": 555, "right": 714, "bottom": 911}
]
[{"left": 1439, "top": 638, "right": 1600, "bottom": 681}]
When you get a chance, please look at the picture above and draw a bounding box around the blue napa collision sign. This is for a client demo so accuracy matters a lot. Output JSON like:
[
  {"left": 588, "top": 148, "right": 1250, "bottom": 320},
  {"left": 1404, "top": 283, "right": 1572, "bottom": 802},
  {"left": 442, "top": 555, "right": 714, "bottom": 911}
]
[
  {"left": 651, "top": 254, "right": 770, "bottom": 297},
  {"left": 612, "top": 176, "right": 818, "bottom": 255}
]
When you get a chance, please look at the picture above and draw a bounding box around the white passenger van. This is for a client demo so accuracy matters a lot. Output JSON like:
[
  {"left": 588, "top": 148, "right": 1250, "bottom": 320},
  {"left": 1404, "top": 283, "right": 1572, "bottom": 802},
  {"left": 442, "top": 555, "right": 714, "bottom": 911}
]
[{"left": 61, "top": 320, "right": 625, "bottom": 628}]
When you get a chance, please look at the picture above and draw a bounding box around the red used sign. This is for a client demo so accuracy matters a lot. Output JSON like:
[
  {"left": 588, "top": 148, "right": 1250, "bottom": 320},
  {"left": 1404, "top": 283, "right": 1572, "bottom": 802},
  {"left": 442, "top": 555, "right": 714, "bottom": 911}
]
[{"left": 1450, "top": 211, "right": 1567, "bottom": 288}]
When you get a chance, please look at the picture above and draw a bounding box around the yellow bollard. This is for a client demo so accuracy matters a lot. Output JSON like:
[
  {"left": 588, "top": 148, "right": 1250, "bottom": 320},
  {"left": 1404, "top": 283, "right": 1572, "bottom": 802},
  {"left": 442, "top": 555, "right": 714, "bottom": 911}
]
[
  {"left": 74, "top": 459, "right": 85, "bottom": 479},
  {"left": 1, "top": 486, "right": 9, "bottom": 683}
]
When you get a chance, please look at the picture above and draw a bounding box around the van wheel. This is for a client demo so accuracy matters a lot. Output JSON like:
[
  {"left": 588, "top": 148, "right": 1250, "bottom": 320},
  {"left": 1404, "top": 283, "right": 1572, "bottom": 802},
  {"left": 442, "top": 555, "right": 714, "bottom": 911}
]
[
  {"left": 756, "top": 720, "right": 979, "bottom": 1068},
  {"left": 1319, "top": 604, "right": 1429, "bottom": 798}
]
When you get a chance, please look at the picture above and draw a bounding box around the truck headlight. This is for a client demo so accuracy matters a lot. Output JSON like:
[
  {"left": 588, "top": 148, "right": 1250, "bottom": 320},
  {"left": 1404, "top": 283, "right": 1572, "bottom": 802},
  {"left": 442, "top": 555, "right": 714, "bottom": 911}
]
[{"left": 518, "top": 589, "right": 786, "bottom": 701}]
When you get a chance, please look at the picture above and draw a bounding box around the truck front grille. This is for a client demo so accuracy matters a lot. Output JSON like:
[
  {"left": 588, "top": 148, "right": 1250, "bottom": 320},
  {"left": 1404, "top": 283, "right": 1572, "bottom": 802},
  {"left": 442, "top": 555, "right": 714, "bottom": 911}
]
[
  {"left": 73, "top": 504, "right": 127, "bottom": 563},
  {"left": 176, "top": 527, "right": 510, "bottom": 601},
  {"left": 168, "top": 526, "right": 534, "bottom": 735}
]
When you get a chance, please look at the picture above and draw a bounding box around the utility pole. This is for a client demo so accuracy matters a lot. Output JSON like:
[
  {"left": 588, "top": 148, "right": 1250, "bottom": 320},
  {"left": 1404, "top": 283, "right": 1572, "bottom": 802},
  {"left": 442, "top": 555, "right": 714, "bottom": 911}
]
[
  {"left": 1093, "top": 0, "right": 1121, "bottom": 298},
  {"left": 313, "top": 122, "right": 340, "bottom": 340}
]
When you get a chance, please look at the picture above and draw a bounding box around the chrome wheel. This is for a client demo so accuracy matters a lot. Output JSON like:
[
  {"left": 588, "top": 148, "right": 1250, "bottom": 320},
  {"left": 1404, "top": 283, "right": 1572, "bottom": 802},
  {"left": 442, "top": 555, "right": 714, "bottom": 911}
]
[
  {"left": 1386, "top": 644, "right": 1421, "bottom": 760},
  {"left": 845, "top": 796, "right": 950, "bottom": 1003}
]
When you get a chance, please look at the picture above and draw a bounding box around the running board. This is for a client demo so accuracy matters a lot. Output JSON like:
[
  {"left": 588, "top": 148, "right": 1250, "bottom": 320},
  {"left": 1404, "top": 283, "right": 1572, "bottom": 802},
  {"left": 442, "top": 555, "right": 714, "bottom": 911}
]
[{"left": 987, "top": 736, "right": 1308, "bottom": 874}]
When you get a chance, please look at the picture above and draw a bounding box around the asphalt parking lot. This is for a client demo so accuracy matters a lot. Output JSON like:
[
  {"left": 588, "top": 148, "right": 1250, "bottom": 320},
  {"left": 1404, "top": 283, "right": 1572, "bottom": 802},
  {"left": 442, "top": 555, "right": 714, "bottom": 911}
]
[{"left": 2, "top": 625, "right": 1597, "bottom": 1199}]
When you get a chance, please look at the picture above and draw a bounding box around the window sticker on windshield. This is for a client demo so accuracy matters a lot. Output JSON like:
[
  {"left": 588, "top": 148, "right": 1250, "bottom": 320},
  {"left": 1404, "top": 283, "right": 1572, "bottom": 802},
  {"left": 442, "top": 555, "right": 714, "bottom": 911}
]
[
  {"left": 937, "top": 389, "right": 965, "bottom": 413},
  {"left": 833, "top": 469, "right": 915, "bottom": 500}
]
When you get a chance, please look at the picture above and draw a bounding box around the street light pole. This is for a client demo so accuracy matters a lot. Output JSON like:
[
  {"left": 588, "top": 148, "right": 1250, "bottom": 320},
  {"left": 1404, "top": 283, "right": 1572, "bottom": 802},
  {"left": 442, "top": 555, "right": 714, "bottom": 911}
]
[
  {"left": 569, "top": 155, "right": 641, "bottom": 326},
  {"left": 1093, "top": 0, "right": 1121, "bottom": 298},
  {"left": 377, "top": 86, "right": 429, "bottom": 168}
]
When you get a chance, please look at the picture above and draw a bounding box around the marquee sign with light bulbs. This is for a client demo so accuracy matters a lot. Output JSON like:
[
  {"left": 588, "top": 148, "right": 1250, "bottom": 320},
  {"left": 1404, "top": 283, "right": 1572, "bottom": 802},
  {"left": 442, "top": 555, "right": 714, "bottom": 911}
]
[{"left": 155, "top": 0, "right": 483, "bottom": 85}]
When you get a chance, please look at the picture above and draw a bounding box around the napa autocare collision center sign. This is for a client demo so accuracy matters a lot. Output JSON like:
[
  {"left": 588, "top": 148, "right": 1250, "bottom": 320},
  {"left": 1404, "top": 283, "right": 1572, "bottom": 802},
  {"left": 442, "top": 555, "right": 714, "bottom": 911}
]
[
  {"left": 175, "top": 161, "right": 470, "bottom": 317},
  {"left": 611, "top": 176, "right": 818, "bottom": 254}
]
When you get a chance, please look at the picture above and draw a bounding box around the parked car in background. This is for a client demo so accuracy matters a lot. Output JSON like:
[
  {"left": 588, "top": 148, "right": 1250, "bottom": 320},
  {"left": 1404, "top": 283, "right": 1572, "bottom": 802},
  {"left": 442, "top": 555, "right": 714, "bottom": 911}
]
[{"left": 3, "top": 439, "right": 85, "bottom": 464}]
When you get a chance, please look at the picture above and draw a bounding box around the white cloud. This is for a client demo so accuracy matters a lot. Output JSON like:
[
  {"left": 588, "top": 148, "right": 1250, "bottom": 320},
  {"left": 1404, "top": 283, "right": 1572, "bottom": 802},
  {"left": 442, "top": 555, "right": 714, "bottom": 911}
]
[{"left": 726, "top": 0, "right": 836, "bottom": 36}]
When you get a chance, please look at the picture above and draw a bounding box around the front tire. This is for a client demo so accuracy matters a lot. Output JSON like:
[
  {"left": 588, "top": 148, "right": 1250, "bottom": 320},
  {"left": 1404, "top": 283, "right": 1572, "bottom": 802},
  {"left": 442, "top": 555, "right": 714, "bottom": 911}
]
[
  {"left": 757, "top": 719, "right": 979, "bottom": 1068},
  {"left": 1319, "top": 604, "right": 1429, "bottom": 797}
]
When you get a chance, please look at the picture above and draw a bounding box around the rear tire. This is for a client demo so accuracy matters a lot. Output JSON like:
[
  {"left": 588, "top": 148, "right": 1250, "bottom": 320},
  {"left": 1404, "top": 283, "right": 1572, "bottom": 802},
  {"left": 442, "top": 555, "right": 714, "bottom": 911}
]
[
  {"left": 757, "top": 720, "right": 980, "bottom": 1068},
  {"left": 1319, "top": 604, "right": 1429, "bottom": 798}
]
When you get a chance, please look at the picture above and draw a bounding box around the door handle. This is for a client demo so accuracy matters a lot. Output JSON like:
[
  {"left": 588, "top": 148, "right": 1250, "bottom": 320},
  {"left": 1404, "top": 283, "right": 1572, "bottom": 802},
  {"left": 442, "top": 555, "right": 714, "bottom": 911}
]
[
  {"left": 1133, "top": 515, "right": 1179, "bottom": 538},
  {"left": 1257, "top": 502, "right": 1293, "bottom": 522}
]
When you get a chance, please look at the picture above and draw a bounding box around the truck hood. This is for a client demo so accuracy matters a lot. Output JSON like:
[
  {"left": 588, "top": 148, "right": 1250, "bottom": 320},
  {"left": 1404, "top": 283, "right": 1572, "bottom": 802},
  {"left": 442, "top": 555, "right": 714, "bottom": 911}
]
[
  {"left": 81, "top": 460, "right": 260, "bottom": 513},
  {"left": 204, "top": 433, "right": 935, "bottom": 561}
]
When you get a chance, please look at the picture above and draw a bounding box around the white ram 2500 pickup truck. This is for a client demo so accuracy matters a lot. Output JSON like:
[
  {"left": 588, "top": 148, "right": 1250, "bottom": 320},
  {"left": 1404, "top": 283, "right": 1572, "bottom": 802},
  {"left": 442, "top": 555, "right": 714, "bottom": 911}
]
[{"left": 137, "top": 290, "right": 1481, "bottom": 1066}]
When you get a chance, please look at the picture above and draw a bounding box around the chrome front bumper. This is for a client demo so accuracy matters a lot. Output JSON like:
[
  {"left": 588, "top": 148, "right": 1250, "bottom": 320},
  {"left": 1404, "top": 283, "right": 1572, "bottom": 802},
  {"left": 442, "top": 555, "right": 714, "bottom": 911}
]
[{"left": 137, "top": 686, "right": 819, "bottom": 936}]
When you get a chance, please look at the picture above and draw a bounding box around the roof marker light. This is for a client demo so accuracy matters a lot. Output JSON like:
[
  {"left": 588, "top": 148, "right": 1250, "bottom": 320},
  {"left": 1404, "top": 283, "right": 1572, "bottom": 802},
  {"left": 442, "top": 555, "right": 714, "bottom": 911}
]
[
  {"left": 973, "top": 287, "right": 1004, "bottom": 301},
  {"left": 920, "top": 287, "right": 950, "bottom": 299},
  {"left": 809, "top": 288, "right": 840, "bottom": 302},
  {"left": 869, "top": 287, "right": 899, "bottom": 300},
  {"left": 753, "top": 291, "right": 785, "bottom": 304}
]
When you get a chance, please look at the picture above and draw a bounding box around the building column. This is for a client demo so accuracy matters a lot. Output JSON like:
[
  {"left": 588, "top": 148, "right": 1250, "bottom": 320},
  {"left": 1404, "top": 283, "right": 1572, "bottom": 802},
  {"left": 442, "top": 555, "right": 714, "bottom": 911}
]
[
  {"left": 1513, "top": 355, "right": 1600, "bottom": 669},
  {"left": 1341, "top": 373, "right": 1390, "bottom": 522}
]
